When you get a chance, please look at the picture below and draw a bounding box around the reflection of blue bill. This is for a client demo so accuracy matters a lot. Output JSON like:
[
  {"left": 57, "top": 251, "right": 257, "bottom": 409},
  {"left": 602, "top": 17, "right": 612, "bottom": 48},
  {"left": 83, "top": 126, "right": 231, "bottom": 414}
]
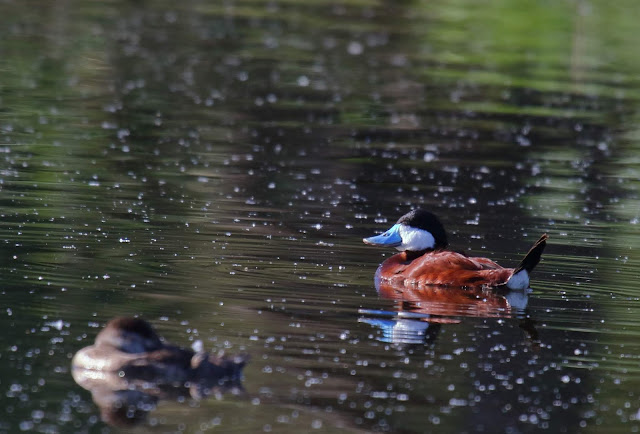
[
  {"left": 357, "top": 308, "right": 431, "bottom": 319},
  {"left": 358, "top": 315, "right": 433, "bottom": 345}
]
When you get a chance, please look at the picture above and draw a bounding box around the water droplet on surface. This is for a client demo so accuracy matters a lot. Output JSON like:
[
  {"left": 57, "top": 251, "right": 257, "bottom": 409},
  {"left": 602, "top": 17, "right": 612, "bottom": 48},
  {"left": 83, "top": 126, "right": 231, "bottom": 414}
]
[{"left": 347, "top": 41, "right": 363, "bottom": 55}]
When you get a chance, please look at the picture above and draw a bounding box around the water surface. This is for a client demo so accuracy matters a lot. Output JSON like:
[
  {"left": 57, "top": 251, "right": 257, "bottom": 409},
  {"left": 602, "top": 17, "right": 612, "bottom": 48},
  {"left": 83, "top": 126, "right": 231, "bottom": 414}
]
[{"left": 2, "top": 0, "right": 640, "bottom": 432}]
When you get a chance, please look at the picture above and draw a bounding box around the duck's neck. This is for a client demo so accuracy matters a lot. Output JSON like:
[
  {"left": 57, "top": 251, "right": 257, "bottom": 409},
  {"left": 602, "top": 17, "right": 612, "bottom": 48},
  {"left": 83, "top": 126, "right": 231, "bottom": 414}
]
[
  {"left": 403, "top": 249, "right": 432, "bottom": 261},
  {"left": 380, "top": 249, "right": 429, "bottom": 270}
]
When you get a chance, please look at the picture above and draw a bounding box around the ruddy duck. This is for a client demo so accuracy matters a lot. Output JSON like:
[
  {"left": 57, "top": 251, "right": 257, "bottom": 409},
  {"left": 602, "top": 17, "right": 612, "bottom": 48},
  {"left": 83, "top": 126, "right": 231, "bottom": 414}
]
[
  {"left": 72, "top": 317, "right": 247, "bottom": 426},
  {"left": 72, "top": 317, "right": 247, "bottom": 384},
  {"left": 363, "top": 209, "right": 547, "bottom": 290}
]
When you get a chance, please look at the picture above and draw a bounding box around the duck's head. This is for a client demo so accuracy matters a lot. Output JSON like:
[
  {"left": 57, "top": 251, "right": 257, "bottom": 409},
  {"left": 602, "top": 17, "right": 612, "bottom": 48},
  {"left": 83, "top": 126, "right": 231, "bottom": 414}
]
[
  {"left": 363, "top": 209, "right": 448, "bottom": 252},
  {"left": 95, "top": 317, "right": 164, "bottom": 354}
]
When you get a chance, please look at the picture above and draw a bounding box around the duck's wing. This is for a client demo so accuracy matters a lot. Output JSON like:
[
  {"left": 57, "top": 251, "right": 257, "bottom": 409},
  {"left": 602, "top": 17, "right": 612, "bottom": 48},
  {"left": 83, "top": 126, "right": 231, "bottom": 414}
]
[
  {"left": 399, "top": 251, "right": 513, "bottom": 287},
  {"left": 403, "top": 251, "right": 501, "bottom": 277},
  {"left": 468, "top": 256, "right": 504, "bottom": 270}
]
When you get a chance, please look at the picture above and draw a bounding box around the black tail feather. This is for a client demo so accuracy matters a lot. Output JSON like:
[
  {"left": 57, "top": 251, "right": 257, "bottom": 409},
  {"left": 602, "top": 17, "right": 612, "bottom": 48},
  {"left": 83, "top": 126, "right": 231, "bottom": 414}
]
[{"left": 514, "top": 234, "right": 548, "bottom": 274}]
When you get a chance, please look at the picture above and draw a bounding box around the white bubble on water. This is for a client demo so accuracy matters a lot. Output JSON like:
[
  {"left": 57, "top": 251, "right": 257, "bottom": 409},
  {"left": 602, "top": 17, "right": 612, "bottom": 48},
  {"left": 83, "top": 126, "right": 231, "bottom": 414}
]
[{"left": 347, "top": 41, "right": 363, "bottom": 55}]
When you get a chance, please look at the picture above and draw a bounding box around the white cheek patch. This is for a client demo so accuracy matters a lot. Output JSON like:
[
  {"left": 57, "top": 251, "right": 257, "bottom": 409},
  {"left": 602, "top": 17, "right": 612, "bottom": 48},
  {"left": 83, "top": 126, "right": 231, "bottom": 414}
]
[{"left": 396, "top": 226, "right": 435, "bottom": 251}]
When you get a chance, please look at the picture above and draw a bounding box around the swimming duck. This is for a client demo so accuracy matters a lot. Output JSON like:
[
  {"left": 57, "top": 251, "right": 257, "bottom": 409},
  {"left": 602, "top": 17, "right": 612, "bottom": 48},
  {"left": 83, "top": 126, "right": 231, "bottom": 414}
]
[
  {"left": 363, "top": 209, "right": 547, "bottom": 290},
  {"left": 72, "top": 317, "right": 247, "bottom": 385},
  {"left": 72, "top": 317, "right": 247, "bottom": 426}
]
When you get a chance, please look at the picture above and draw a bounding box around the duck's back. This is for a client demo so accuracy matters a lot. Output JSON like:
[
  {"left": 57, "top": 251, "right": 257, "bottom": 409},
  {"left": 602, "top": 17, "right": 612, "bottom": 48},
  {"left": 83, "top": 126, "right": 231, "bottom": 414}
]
[{"left": 379, "top": 250, "right": 513, "bottom": 288}]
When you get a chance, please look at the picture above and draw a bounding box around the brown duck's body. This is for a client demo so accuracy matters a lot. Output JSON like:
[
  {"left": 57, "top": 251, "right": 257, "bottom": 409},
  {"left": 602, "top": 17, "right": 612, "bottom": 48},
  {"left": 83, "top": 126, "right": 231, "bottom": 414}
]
[
  {"left": 72, "top": 317, "right": 248, "bottom": 427},
  {"left": 377, "top": 249, "right": 516, "bottom": 289},
  {"left": 72, "top": 317, "right": 246, "bottom": 383}
]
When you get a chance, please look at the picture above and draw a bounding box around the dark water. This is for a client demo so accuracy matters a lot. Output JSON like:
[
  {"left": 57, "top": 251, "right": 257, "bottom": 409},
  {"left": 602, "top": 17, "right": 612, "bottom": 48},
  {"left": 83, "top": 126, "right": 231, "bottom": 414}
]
[{"left": 2, "top": 0, "right": 640, "bottom": 432}]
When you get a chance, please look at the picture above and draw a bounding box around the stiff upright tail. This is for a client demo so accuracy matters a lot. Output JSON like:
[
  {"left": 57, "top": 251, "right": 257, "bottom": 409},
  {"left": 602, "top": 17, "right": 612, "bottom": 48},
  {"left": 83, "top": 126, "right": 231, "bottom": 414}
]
[
  {"left": 514, "top": 234, "right": 548, "bottom": 274},
  {"left": 506, "top": 234, "right": 548, "bottom": 290}
]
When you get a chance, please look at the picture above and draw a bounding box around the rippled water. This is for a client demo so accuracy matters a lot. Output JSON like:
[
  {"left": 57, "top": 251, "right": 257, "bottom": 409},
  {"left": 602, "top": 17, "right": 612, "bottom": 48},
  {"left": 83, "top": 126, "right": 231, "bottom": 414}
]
[{"left": 2, "top": 0, "right": 640, "bottom": 432}]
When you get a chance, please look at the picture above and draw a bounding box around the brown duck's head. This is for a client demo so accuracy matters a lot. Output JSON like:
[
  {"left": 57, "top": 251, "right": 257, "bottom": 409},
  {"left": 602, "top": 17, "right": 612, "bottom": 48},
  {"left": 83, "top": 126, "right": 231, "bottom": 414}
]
[{"left": 95, "top": 317, "right": 164, "bottom": 354}]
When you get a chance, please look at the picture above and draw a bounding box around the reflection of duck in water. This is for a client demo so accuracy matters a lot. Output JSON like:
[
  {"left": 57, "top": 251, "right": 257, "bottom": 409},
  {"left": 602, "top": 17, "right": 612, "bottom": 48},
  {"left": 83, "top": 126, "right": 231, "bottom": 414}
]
[
  {"left": 363, "top": 209, "right": 547, "bottom": 290},
  {"left": 375, "top": 280, "right": 531, "bottom": 318},
  {"left": 361, "top": 285, "right": 531, "bottom": 343},
  {"left": 72, "top": 317, "right": 247, "bottom": 427},
  {"left": 360, "top": 283, "right": 533, "bottom": 345},
  {"left": 359, "top": 309, "right": 442, "bottom": 345},
  {"left": 359, "top": 295, "right": 538, "bottom": 345}
]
